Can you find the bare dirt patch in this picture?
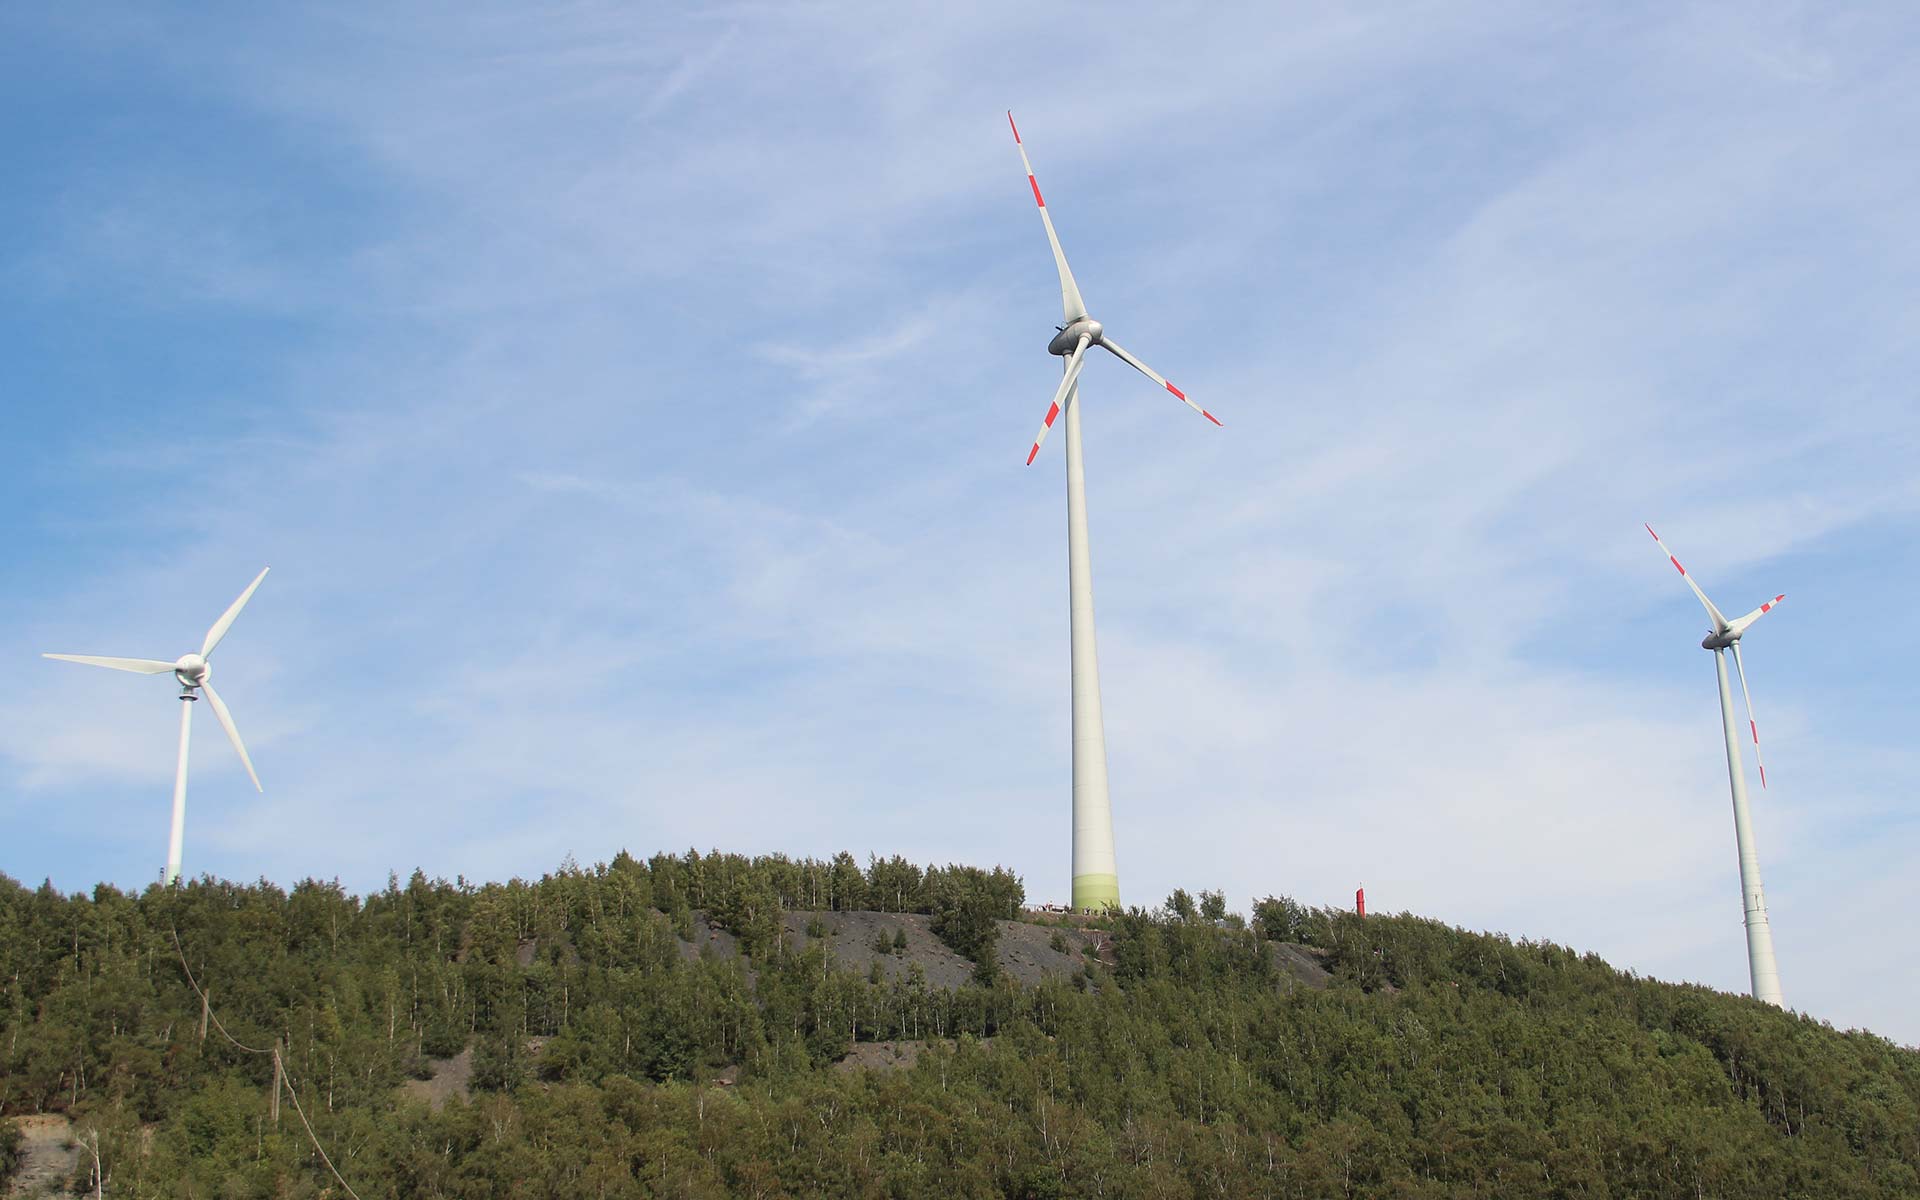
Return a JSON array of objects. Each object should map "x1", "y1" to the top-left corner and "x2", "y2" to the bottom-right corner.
[
  {"x1": 6, "y1": 1114, "x2": 78, "y2": 1198},
  {"x1": 835, "y1": 1040, "x2": 928, "y2": 1073},
  {"x1": 399, "y1": 1046, "x2": 473, "y2": 1111},
  {"x1": 835, "y1": 1037, "x2": 999, "y2": 1074}
]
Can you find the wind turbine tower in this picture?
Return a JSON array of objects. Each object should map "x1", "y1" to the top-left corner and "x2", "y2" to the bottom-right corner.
[
  {"x1": 44, "y1": 569, "x2": 270, "y2": 886},
  {"x1": 1646, "y1": 526, "x2": 1786, "y2": 1007},
  {"x1": 1008, "y1": 114, "x2": 1220, "y2": 911}
]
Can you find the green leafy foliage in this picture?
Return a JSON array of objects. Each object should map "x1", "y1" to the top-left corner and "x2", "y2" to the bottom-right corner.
[
  {"x1": 1167, "y1": 887, "x2": 1197, "y2": 920},
  {"x1": 926, "y1": 864, "x2": 1024, "y2": 979},
  {"x1": 0, "y1": 862, "x2": 1913, "y2": 1199},
  {"x1": 1198, "y1": 889, "x2": 1227, "y2": 923}
]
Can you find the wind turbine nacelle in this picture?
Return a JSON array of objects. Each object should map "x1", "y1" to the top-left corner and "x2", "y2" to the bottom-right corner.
[
  {"x1": 173, "y1": 654, "x2": 210, "y2": 688},
  {"x1": 1701, "y1": 630, "x2": 1738, "y2": 651},
  {"x1": 1048, "y1": 319, "x2": 1103, "y2": 356}
]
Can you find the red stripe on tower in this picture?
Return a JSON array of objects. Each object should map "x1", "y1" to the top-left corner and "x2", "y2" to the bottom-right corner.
[{"x1": 1356, "y1": 887, "x2": 1366, "y2": 916}]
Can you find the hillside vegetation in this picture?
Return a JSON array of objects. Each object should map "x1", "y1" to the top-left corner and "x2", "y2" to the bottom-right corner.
[{"x1": 1, "y1": 850, "x2": 1916, "y2": 1198}]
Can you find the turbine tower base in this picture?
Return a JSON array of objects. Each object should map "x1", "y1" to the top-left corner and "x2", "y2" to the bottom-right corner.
[{"x1": 1072, "y1": 873, "x2": 1119, "y2": 913}]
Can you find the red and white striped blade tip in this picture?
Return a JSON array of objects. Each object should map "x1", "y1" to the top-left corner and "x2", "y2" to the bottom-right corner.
[
  {"x1": 1025, "y1": 399, "x2": 1063, "y2": 465},
  {"x1": 1645, "y1": 525, "x2": 1687, "y2": 574},
  {"x1": 1163, "y1": 380, "x2": 1222, "y2": 425},
  {"x1": 1010, "y1": 114, "x2": 1045, "y2": 206}
]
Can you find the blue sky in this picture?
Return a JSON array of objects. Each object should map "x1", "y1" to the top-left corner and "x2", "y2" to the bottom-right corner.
[{"x1": 3, "y1": 3, "x2": 1917, "y2": 1044}]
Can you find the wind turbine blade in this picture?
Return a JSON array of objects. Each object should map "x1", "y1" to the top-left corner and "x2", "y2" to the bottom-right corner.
[
  {"x1": 201, "y1": 683, "x2": 262, "y2": 792},
  {"x1": 1008, "y1": 112, "x2": 1089, "y2": 324},
  {"x1": 1098, "y1": 337, "x2": 1221, "y2": 426},
  {"x1": 42, "y1": 654, "x2": 176, "y2": 674},
  {"x1": 1729, "y1": 594, "x2": 1786, "y2": 635},
  {"x1": 1643, "y1": 525, "x2": 1728, "y2": 631},
  {"x1": 202, "y1": 567, "x2": 270, "y2": 658},
  {"x1": 1027, "y1": 335, "x2": 1093, "y2": 465},
  {"x1": 1730, "y1": 642, "x2": 1769, "y2": 789}
]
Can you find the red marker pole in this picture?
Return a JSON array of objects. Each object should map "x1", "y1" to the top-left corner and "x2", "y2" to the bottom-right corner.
[{"x1": 1356, "y1": 886, "x2": 1366, "y2": 916}]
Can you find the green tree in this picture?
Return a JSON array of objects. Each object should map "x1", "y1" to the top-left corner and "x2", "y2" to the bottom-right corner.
[
  {"x1": 928, "y1": 867, "x2": 1005, "y2": 982},
  {"x1": 865, "y1": 855, "x2": 924, "y2": 913},
  {"x1": 822, "y1": 851, "x2": 865, "y2": 912},
  {"x1": 0, "y1": 1119, "x2": 20, "y2": 1188},
  {"x1": 1167, "y1": 888, "x2": 1197, "y2": 920},
  {"x1": 1199, "y1": 889, "x2": 1228, "y2": 923}
]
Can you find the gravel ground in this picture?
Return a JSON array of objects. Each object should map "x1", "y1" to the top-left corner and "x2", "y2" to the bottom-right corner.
[
  {"x1": 781, "y1": 911, "x2": 978, "y2": 989},
  {"x1": 677, "y1": 913, "x2": 743, "y2": 963},
  {"x1": 1267, "y1": 941, "x2": 1334, "y2": 990},
  {"x1": 778, "y1": 910, "x2": 1103, "y2": 989},
  {"x1": 992, "y1": 919, "x2": 1096, "y2": 985}
]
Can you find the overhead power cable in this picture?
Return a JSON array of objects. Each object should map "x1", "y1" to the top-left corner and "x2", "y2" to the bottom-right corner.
[
  {"x1": 169, "y1": 928, "x2": 268, "y2": 1054},
  {"x1": 170, "y1": 927, "x2": 366, "y2": 1200}
]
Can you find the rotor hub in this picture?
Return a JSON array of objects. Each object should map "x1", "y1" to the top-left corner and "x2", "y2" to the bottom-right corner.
[
  {"x1": 1047, "y1": 318, "x2": 1103, "y2": 356},
  {"x1": 174, "y1": 653, "x2": 209, "y2": 689}
]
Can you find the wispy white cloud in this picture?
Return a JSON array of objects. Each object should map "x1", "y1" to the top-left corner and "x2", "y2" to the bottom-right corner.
[
  {"x1": 638, "y1": 22, "x2": 738, "y2": 120},
  {"x1": 757, "y1": 316, "x2": 935, "y2": 380},
  {"x1": 3, "y1": 2, "x2": 1918, "y2": 1047}
]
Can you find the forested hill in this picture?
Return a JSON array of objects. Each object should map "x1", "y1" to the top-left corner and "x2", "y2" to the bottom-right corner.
[{"x1": 2, "y1": 851, "x2": 1917, "y2": 1198}]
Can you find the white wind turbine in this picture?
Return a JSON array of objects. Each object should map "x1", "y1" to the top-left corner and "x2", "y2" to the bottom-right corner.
[
  {"x1": 1009, "y1": 113, "x2": 1221, "y2": 912},
  {"x1": 1646, "y1": 526, "x2": 1786, "y2": 1007},
  {"x1": 44, "y1": 568, "x2": 270, "y2": 886}
]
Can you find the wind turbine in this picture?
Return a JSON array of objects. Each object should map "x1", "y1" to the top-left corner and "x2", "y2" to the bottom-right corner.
[
  {"x1": 44, "y1": 568, "x2": 269, "y2": 886},
  {"x1": 1646, "y1": 526, "x2": 1786, "y2": 1007},
  {"x1": 1009, "y1": 113, "x2": 1220, "y2": 912}
]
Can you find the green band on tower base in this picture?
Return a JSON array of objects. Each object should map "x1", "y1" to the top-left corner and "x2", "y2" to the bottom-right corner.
[{"x1": 1071, "y1": 873, "x2": 1120, "y2": 913}]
